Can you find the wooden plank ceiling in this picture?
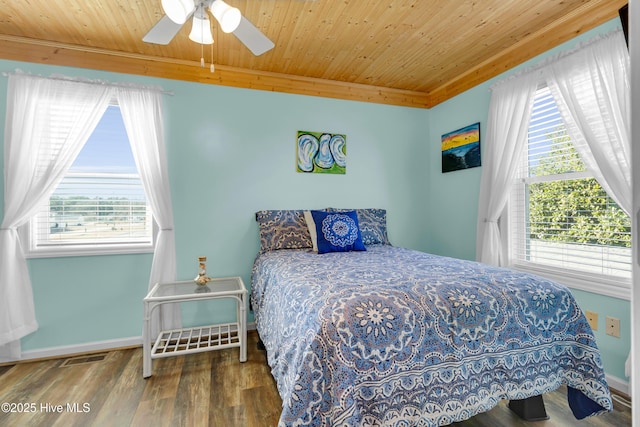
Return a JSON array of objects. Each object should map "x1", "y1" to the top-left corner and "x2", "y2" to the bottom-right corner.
[{"x1": 0, "y1": 0, "x2": 627, "y2": 108}]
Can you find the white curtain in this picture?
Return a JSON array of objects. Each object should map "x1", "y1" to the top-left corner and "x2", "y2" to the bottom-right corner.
[
  {"x1": 478, "y1": 30, "x2": 632, "y2": 379},
  {"x1": 0, "y1": 74, "x2": 111, "y2": 360},
  {"x1": 545, "y1": 30, "x2": 631, "y2": 215},
  {"x1": 545, "y1": 30, "x2": 631, "y2": 380},
  {"x1": 475, "y1": 71, "x2": 539, "y2": 265},
  {"x1": 478, "y1": 29, "x2": 631, "y2": 266},
  {"x1": 117, "y1": 87, "x2": 180, "y2": 336},
  {"x1": 1, "y1": 74, "x2": 178, "y2": 360}
]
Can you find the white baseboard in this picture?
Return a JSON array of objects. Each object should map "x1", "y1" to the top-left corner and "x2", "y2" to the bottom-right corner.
[
  {"x1": 9, "y1": 322, "x2": 258, "y2": 364},
  {"x1": 606, "y1": 373, "x2": 630, "y2": 396},
  {"x1": 15, "y1": 336, "x2": 143, "y2": 363}
]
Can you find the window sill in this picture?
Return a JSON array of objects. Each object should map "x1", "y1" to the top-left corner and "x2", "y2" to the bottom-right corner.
[
  {"x1": 25, "y1": 243, "x2": 154, "y2": 259},
  {"x1": 510, "y1": 262, "x2": 631, "y2": 301}
]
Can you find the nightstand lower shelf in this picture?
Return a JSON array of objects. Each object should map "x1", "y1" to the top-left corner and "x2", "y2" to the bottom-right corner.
[{"x1": 151, "y1": 322, "x2": 241, "y2": 358}]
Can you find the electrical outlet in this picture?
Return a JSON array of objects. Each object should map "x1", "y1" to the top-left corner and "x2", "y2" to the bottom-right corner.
[
  {"x1": 605, "y1": 316, "x2": 620, "y2": 338},
  {"x1": 585, "y1": 310, "x2": 598, "y2": 331}
]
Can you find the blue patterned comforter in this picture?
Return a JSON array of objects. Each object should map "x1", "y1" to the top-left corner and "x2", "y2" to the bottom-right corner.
[{"x1": 251, "y1": 246, "x2": 612, "y2": 426}]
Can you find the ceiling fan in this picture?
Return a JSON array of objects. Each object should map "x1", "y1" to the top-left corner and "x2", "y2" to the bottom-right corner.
[{"x1": 143, "y1": 0, "x2": 275, "y2": 56}]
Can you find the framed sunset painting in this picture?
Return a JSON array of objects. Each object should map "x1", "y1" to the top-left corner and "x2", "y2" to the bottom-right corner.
[{"x1": 441, "y1": 122, "x2": 481, "y2": 173}]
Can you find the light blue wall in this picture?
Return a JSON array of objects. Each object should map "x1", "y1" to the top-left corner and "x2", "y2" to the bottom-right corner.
[
  {"x1": 0, "y1": 18, "x2": 630, "y2": 383},
  {"x1": 0, "y1": 59, "x2": 428, "y2": 350},
  {"x1": 424, "y1": 84, "x2": 487, "y2": 261},
  {"x1": 425, "y1": 18, "x2": 630, "y2": 382}
]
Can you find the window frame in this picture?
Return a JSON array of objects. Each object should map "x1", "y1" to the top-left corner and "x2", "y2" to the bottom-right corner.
[
  {"x1": 506, "y1": 86, "x2": 631, "y2": 300},
  {"x1": 20, "y1": 103, "x2": 156, "y2": 259},
  {"x1": 20, "y1": 221, "x2": 157, "y2": 258}
]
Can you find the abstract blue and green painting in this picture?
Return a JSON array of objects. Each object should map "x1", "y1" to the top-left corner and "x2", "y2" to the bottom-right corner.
[{"x1": 297, "y1": 130, "x2": 346, "y2": 174}]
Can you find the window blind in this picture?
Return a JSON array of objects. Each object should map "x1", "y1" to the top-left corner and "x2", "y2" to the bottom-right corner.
[{"x1": 35, "y1": 173, "x2": 152, "y2": 247}]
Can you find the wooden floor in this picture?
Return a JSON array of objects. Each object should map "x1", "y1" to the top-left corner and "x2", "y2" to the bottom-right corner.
[{"x1": 0, "y1": 331, "x2": 631, "y2": 427}]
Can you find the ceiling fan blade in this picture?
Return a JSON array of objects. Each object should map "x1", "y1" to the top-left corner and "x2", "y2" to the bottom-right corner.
[
  {"x1": 232, "y1": 16, "x2": 274, "y2": 56},
  {"x1": 143, "y1": 15, "x2": 184, "y2": 45}
]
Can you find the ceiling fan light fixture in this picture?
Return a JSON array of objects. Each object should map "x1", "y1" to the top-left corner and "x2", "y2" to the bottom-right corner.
[
  {"x1": 210, "y1": 0, "x2": 241, "y2": 33},
  {"x1": 189, "y1": 15, "x2": 214, "y2": 44},
  {"x1": 161, "y1": 0, "x2": 195, "y2": 24}
]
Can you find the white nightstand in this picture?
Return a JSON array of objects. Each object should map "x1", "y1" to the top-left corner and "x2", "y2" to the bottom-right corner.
[{"x1": 142, "y1": 276, "x2": 247, "y2": 378}]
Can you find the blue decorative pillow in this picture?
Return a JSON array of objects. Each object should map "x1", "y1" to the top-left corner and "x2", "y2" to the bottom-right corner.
[
  {"x1": 255, "y1": 210, "x2": 313, "y2": 253},
  {"x1": 326, "y1": 208, "x2": 391, "y2": 245},
  {"x1": 310, "y1": 210, "x2": 366, "y2": 254}
]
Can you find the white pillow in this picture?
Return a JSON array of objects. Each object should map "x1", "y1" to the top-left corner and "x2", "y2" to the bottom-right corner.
[{"x1": 303, "y1": 210, "x2": 318, "y2": 253}]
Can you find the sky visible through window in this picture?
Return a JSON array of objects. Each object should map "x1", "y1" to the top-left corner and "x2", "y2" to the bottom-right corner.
[
  {"x1": 55, "y1": 105, "x2": 146, "y2": 200},
  {"x1": 70, "y1": 105, "x2": 137, "y2": 174}
]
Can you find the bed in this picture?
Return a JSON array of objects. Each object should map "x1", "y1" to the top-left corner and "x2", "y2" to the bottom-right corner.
[{"x1": 250, "y1": 209, "x2": 613, "y2": 426}]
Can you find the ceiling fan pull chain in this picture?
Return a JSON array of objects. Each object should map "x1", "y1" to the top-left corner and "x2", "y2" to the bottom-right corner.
[
  {"x1": 200, "y1": 9, "x2": 205, "y2": 68},
  {"x1": 210, "y1": 41, "x2": 215, "y2": 73}
]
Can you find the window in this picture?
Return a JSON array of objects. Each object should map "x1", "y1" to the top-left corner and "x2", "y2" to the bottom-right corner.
[
  {"x1": 24, "y1": 104, "x2": 154, "y2": 257},
  {"x1": 508, "y1": 86, "x2": 631, "y2": 292}
]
